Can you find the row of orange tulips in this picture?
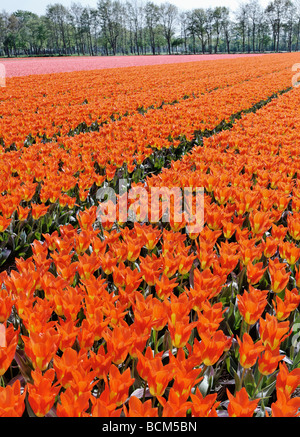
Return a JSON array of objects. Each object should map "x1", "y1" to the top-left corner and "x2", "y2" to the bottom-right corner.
[{"x1": 0, "y1": 53, "x2": 298, "y2": 150}]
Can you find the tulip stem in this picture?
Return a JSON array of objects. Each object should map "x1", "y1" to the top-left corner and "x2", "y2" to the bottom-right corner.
[
  {"x1": 240, "y1": 367, "x2": 247, "y2": 388},
  {"x1": 199, "y1": 364, "x2": 208, "y2": 378},
  {"x1": 252, "y1": 373, "x2": 264, "y2": 398},
  {"x1": 0, "y1": 376, "x2": 5, "y2": 387}
]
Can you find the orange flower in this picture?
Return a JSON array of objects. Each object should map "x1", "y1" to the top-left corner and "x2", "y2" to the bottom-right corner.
[
  {"x1": 31, "y1": 203, "x2": 50, "y2": 220},
  {"x1": 126, "y1": 236, "x2": 143, "y2": 262},
  {"x1": 124, "y1": 396, "x2": 158, "y2": 417},
  {"x1": 0, "y1": 216, "x2": 11, "y2": 232},
  {"x1": 271, "y1": 390, "x2": 300, "y2": 417},
  {"x1": 0, "y1": 380, "x2": 26, "y2": 417},
  {"x1": 157, "y1": 387, "x2": 192, "y2": 417},
  {"x1": 192, "y1": 330, "x2": 232, "y2": 367},
  {"x1": 259, "y1": 313, "x2": 290, "y2": 351},
  {"x1": 273, "y1": 288, "x2": 300, "y2": 321},
  {"x1": 103, "y1": 325, "x2": 133, "y2": 365},
  {"x1": 77, "y1": 319, "x2": 96, "y2": 351},
  {"x1": 27, "y1": 368, "x2": 60, "y2": 417},
  {"x1": 90, "y1": 396, "x2": 121, "y2": 417},
  {"x1": 169, "y1": 348, "x2": 203, "y2": 399},
  {"x1": 168, "y1": 317, "x2": 196, "y2": 349},
  {"x1": 262, "y1": 236, "x2": 278, "y2": 258},
  {"x1": 139, "y1": 224, "x2": 162, "y2": 251},
  {"x1": 139, "y1": 253, "x2": 162, "y2": 286},
  {"x1": 257, "y1": 346, "x2": 283, "y2": 376},
  {"x1": 249, "y1": 210, "x2": 272, "y2": 238},
  {"x1": 55, "y1": 318, "x2": 79, "y2": 352},
  {"x1": 295, "y1": 265, "x2": 300, "y2": 288},
  {"x1": 155, "y1": 274, "x2": 178, "y2": 300},
  {"x1": 239, "y1": 238, "x2": 262, "y2": 266},
  {"x1": 56, "y1": 386, "x2": 90, "y2": 417},
  {"x1": 268, "y1": 258, "x2": 290, "y2": 294},
  {"x1": 275, "y1": 362, "x2": 300, "y2": 399},
  {"x1": 136, "y1": 348, "x2": 173, "y2": 397},
  {"x1": 226, "y1": 387, "x2": 259, "y2": 417},
  {"x1": 287, "y1": 213, "x2": 300, "y2": 240},
  {"x1": 222, "y1": 220, "x2": 239, "y2": 239},
  {"x1": 53, "y1": 347, "x2": 89, "y2": 389},
  {"x1": 279, "y1": 241, "x2": 300, "y2": 266},
  {"x1": 237, "y1": 333, "x2": 264, "y2": 369},
  {"x1": 190, "y1": 388, "x2": 220, "y2": 417},
  {"x1": 237, "y1": 286, "x2": 268, "y2": 325},
  {"x1": 271, "y1": 224, "x2": 287, "y2": 241},
  {"x1": 77, "y1": 206, "x2": 97, "y2": 230},
  {"x1": 106, "y1": 364, "x2": 135, "y2": 407},
  {"x1": 196, "y1": 300, "x2": 226, "y2": 336},
  {"x1": 89, "y1": 345, "x2": 111, "y2": 381},
  {"x1": 0, "y1": 324, "x2": 19, "y2": 376},
  {"x1": 246, "y1": 261, "x2": 267, "y2": 285},
  {"x1": 99, "y1": 252, "x2": 118, "y2": 275},
  {"x1": 22, "y1": 327, "x2": 60, "y2": 371},
  {"x1": 17, "y1": 205, "x2": 30, "y2": 221},
  {"x1": 53, "y1": 285, "x2": 83, "y2": 321},
  {"x1": 0, "y1": 290, "x2": 13, "y2": 324},
  {"x1": 77, "y1": 252, "x2": 101, "y2": 280}
]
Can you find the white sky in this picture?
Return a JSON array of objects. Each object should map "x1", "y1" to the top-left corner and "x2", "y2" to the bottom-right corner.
[{"x1": 1, "y1": 0, "x2": 271, "y2": 16}]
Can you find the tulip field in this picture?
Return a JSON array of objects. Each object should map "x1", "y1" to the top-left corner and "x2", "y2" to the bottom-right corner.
[{"x1": 1, "y1": 53, "x2": 300, "y2": 417}]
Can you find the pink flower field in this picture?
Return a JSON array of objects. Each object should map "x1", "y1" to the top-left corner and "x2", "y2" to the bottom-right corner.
[{"x1": 1, "y1": 53, "x2": 265, "y2": 77}]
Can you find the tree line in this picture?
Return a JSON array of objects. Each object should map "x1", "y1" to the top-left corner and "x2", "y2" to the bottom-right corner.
[{"x1": 0, "y1": 0, "x2": 299, "y2": 57}]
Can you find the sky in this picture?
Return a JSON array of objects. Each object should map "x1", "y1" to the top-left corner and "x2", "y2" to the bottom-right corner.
[{"x1": 1, "y1": 0, "x2": 271, "y2": 16}]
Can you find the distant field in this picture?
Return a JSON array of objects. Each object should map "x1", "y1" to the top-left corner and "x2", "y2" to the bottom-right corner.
[{"x1": 1, "y1": 53, "x2": 265, "y2": 77}]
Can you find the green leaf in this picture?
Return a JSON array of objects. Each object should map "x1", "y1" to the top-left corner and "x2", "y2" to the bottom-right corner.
[
  {"x1": 244, "y1": 370, "x2": 256, "y2": 397},
  {"x1": 256, "y1": 378, "x2": 277, "y2": 401}
]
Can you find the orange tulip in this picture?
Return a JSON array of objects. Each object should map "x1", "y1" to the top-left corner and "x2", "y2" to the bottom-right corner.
[
  {"x1": 22, "y1": 327, "x2": 60, "y2": 371},
  {"x1": 268, "y1": 258, "x2": 290, "y2": 294},
  {"x1": 192, "y1": 330, "x2": 232, "y2": 367},
  {"x1": 226, "y1": 387, "x2": 259, "y2": 417},
  {"x1": 0, "y1": 290, "x2": 13, "y2": 324},
  {"x1": 27, "y1": 368, "x2": 60, "y2": 417},
  {"x1": 271, "y1": 390, "x2": 300, "y2": 417},
  {"x1": 106, "y1": 364, "x2": 135, "y2": 407},
  {"x1": 124, "y1": 396, "x2": 158, "y2": 417},
  {"x1": 259, "y1": 313, "x2": 290, "y2": 351},
  {"x1": 246, "y1": 261, "x2": 267, "y2": 285},
  {"x1": 0, "y1": 216, "x2": 11, "y2": 232},
  {"x1": 190, "y1": 388, "x2": 220, "y2": 417},
  {"x1": 0, "y1": 325, "x2": 19, "y2": 376},
  {"x1": 275, "y1": 362, "x2": 300, "y2": 399},
  {"x1": 237, "y1": 333, "x2": 264, "y2": 369},
  {"x1": 0, "y1": 380, "x2": 26, "y2": 417},
  {"x1": 273, "y1": 288, "x2": 300, "y2": 321},
  {"x1": 237, "y1": 286, "x2": 268, "y2": 325},
  {"x1": 257, "y1": 346, "x2": 283, "y2": 376},
  {"x1": 56, "y1": 386, "x2": 90, "y2": 417}
]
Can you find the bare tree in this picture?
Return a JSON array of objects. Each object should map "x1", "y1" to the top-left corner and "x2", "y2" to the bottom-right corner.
[
  {"x1": 247, "y1": 0, "x2": 261, "y2": 52},
  {"x1": 221, "y1": 7, "x2": 231, "y2": 53},
  {"x1": 213, "y1": 6, "x2": 225, "y2": 53},
  {"x1": 235, "y1": 3, "x2": 248, "y2": 52},
  {"x1": 97, "y1": 0, "x2": 123, "y2": 55},
  {"x1": 145, "y1": 2, "x2": 160, "y2": 55},
  {"x1": 159, "y1": 2, "x2": 178, "y2": 54},
  {"x1": 192, "y1": 8, "x2": 208, "y2": 54},
  {"x1": 265, "y1": 0, "x2": 293, "y2": 51}
]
